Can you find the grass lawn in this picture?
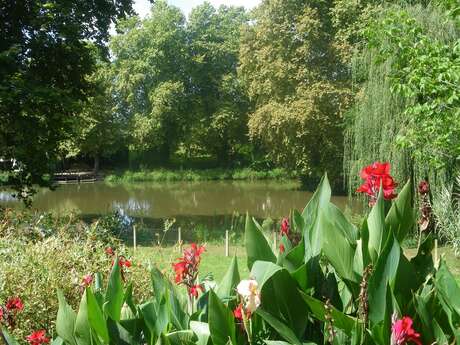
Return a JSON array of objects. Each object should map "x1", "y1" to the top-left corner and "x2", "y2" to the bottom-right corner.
[
  {"x1": 129, "y1": 244, "x2": 249, "y2": 282},
  {"x1": 128, "y1": 243, "x2": 460, "y2": 284}
]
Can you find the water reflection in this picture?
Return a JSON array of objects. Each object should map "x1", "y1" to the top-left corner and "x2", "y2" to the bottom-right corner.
[{"x1": 0, "y1": 180, "x2": 358, "y2": 219}]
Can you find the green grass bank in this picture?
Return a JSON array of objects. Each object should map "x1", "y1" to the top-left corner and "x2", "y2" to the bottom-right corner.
[{"x1": 105, "y1": 167, "x2": 296, "y2": 183}]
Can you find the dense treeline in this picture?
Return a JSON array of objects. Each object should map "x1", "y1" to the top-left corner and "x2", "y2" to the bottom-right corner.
[{"x1": 1, "y1": 0, "x2": 459, "y2": 198}]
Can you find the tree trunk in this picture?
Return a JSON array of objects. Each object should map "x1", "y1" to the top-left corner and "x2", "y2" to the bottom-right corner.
[{"x1": 93, "y1": 154, "x2": 100, "y2": 175}]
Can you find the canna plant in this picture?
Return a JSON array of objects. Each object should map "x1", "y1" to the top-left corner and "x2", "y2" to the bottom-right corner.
[{"x1": 3, "y1": 163, "x2": 460, "y2": 345}]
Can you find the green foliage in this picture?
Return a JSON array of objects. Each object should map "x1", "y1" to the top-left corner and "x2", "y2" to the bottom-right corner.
[
  {"x1": 105, "y1": 168, "x2": 296, "y2": 183},
  {"x1": 3, "y1": 174, "x2": 460, "y2": 345},
  {"x1": 109, "y1": 1, "x2": 189, "y2": 161},
  {"x1": 344, "y1": 2, "x2": 460, "y2": 195},
  {"x1": 0, "y1": 0, "x2": 136, "y2": 200},
  {"x1": 239, "y1": 0, "x2": 353, "y2": 187},
  {"x1": 187, "y1": 4, "x2": 250, "y2": 162}
]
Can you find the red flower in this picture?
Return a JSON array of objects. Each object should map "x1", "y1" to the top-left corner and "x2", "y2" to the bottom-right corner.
[
  {"x1": 280, "y1": 218, "x2": 290, "y2": 236},
  {"x1": 0, "y1": 306, "x2": 3, "y2": 321},
  {"x1": 6, "y1": 297, "x2": 24, "y2": 312},
  {"x1": 234, "y1": 303, "x2": 243, "y2": 320},
  {"x1": 113, "y1": 256, "x2": 132, "y2": 268},
  {"x1": 189, "y1": 284, "x2": 204, "y2": 298},
  {"x1": 26, "y1": 330, "x2": 50, "y2": 345},
  {"x1": 173, "y1": 243, "x2": 205, "y2": 298},
  {"x1": 279, "y1": 243, "x2": 285, "y2": 254},
  {"x1": 81, "y1": 274, "x2": 93, "y2": 287},
  {"x1": 391, "y1": 316, "x2": 422, "y2": 345},
  {"x1": 105, "y1": 247, "x2": 114, "y2": 256},
  {"x1": 418, "y1": 180, "x2": 429, "y2": 195},
  {"x1": 357, "y1": 162, "x2": 398, "y2": 205},
  {"x1": 233, "y1": 303, "x2": 251, "y2": 321}
]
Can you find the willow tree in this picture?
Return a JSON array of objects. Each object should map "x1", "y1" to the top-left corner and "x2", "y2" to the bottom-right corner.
[
  {"x1": 343, "y1": 3, "x2": 460, "y2": 194},
  {"x1": 239, "y1": 0, "x2": 352, "y2": 188}
]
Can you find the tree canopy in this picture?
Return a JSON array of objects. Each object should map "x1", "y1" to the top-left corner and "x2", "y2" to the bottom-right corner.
[{"x1": 0, "y1": 0, "x2": 138, "y2": 199}]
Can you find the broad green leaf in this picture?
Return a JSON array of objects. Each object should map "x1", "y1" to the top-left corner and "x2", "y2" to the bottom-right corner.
[
  {"x1": 435, "y1": 260, "x2": 460, "y2": 317},
  {"x1": 155, "y1": 297, "x2": 169, "y2": 336},
  {"x1": 367, "y1": 190, "x2": 386, "y2": 263},
  {"x1": 252, "y1": 262, "x2": 309, "y2": 338},
  {"x1": 86, "y1": 288, "x2": 110, "y2": 344},
  {"x1": 124, "y1": 283, "x2": 137, "y2": 315},
  {"x1": 432, "y1": 319, "x2": 449, "y2": 345},
  {"x1": 326, "y1": 203, "x2": 358, "y2": 243},
  {"x1": 367, "y1": 233, "x2": 400, "y2": 325},
  {"x1": 104, "y1": 258, "x2": 124, "y2": 321},
  {"x1": 410, "y1": 234, "x2": 435, "y2": 282},
  {"x1": 283, "y1": 239, "x2": 305, "y2": 272},
  {"x1": 256, "y1": 309, "x2": 301, "y2": 345},
  {"x1": 140, "y1": 301, "x2": 158, "y2": 342},
  {"x1": 414, "y1": 293, "x2": 434, "y2": 343},
  {"x1": 245, "y1": 215, "x2": 276, "y2": 269},
  {"x1": 385, "y1": 180, "x2": 414, "y2": 242},
  {"x1": 300, "y1": 292, "x2": 357, "y2": 336},
  {"x1": 166, "y1": 284, "x2": 188, "y2": 330},
  {"x1": 302, "y1": 174, "x2": 331, "y2": 258},
  {"x1": 208, "y1": 289, "x2": 236, "y2": 345},
  {"x1": 190, "y1": 321, "x2": 210, "y2": 345},
  {"x1": 321, "y1": 204, "x2": 360, "y2": 286},
  {"x1": 74, "y1": 290, "x2": 91, "y2": 345},
  {"x1": 151, "y1": 266, "x2": 167, "y2": 304},
  {"x1": 217, "y1": 255, "x2": 240, "y2": 300},
  {"x1": 291, "y1": 263, "x2": 308, "y2": 291},
  {"x1": 1, "y1": 329, "x2": 20, "y2": 345},
  {"x1": 56, "y1": 290, "x2": 78, "y2": 345},
  {"x1": 165, "y1": 330, "x2": 196, "y2": 345},
  {"x1": 51, "y1": 338, "x2": 65, "y2": 345},
  {"x1": 107, "y1": 318, "x2": 136, "y2": 345},
  {"x1": 251, "y1": 261, "x2": 283, "y2": 287}
]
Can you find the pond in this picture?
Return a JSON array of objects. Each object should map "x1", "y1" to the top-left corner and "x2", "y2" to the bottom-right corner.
[{"x1": 0, "y1": 180, "x2": 359, "y2": 243}]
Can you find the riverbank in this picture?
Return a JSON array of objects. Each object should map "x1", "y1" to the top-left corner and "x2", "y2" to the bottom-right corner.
[{"x1": 105, "y1": 167, "x2": 297, "y2": 183}]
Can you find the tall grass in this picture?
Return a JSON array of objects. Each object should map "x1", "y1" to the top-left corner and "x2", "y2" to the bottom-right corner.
[
  {"x1": 433, "y1": 177, "x2": 460, "y2": 256},
  {"x1": 105, "y1": 167, "x2": 296, "y2": 183}
]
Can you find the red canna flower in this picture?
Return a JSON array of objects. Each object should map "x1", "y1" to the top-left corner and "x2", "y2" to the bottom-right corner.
[
  {"x1": 233, "y1": 303, "x2": 252, "y2": 321},
  {"x1": 391, "y1": 316, "x2": 422, "y2": 345},
  {"x1": 357, "y1": 162, "x2": 398, "y2": 205},
  {"x1": 418, "y1": 180, "x2": 429, "y2": 195},
  {"x1": 234, "y1": 303, "x2": 243, "y2": 320},
  {"x1": 6, "y1": 297, "x2": 24, "y2": 312},
  {"x1": 279, "y1": 243, "x2": 285, "y2": 253},
  {"x1": 105, "y1": 247, "x2": 114, "y2": 256},
  {"x1": 0, "y1": 306, "x2": 3, "y2": 321},
  {"x1": 280, "y1": 218, "x2": 290, "y2": 236},
  {"x1": 173, "y1": 243, "x2": 205, "y2": 299},
  {"x1": 26, "y1": 330, "x2": 50, "y2": 345},
  {"x1": 81, "y1": 274, "x2": 93, "y2": 287},
  {"x1": 189, "y1": 284, "x2": 204, "y2": 298}
]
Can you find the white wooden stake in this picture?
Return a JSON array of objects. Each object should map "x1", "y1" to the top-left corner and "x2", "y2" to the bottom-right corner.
[
  {"x1": 225, "y1": 230, "x2": 229, "y2": 257},
  {"x1": 273, "y1": 231, "x2": 277, "y2": 251},
  {"x1": 133, "y1": 225, "x2": 137, "y2": 251},
  {"x1": 178, "y1": 227, "x2": 182, "y2": 253}
]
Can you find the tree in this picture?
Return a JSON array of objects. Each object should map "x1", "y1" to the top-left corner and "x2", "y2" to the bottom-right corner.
[
  {"x1": 75, "y1": 61, "x2": 126, "y2": 173},
  {"x1": 343, "y1": 2, "x2": 459, "y2": 194},
  {"x1": 239, "y1": 0, "x2": 352, "y2": 187},
  {"x1": 110, "y1": 1, "x2": 189, "y2": 165},
  {"x1": 0, "y1": 0, "x2": 137, "y2": 200},
  {"x1": 186, "y1": 3, "x2": 250, "y2": 163}
]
